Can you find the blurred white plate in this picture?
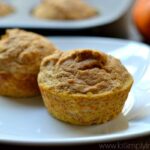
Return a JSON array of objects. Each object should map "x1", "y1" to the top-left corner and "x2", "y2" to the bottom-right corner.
[
  {"x1": 0, "y1": 37, "x2": 150, "y2": 145},
  {"x1": 0, "y1": 0, "x2": 133, "y2": 29}
]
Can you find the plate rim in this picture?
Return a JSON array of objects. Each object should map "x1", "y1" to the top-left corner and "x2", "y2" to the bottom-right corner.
[
  {"x1": 49, "y1": 36, "x2": 150, "y2": 48},
  {"x1": 0, "y1": 130, "x2": 150, "y2": 146}
]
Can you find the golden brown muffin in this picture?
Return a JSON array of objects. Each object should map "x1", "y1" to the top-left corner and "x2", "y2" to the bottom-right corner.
[
  {"x1": 38, "y1": 49, "x2": 133, "y2": 125},
  {"x1": 33, "y1": 0, "x2": 97, "y2": 20},
  {"x1": 0, "y1": 2, "x2": 14, "y2": 17},
  {"x1": 0, "y1": 29, "x2": 57, "y2": 97}
]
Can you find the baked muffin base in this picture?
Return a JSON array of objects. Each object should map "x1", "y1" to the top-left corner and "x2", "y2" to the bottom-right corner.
[
  {"x1": 0, "y1": 72, "x2": 40, "y2": 97},
  {"x1": 39, "y1": 77, "x2": 133, "y2": 125}
]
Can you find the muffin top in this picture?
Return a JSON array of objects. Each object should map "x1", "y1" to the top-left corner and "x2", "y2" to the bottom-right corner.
[
  {"x1": 0, "y1": 2, "x2": 14, "y2": 16},
  {"x1": 0, "y1": 29, "x2": 57, "y2": 74},
  {"x1": 33, "y1": 0, "x2": 97, "y2": 20},
  {"x1": 38, "y1": 49, "x2": 132, "y2": 94}
]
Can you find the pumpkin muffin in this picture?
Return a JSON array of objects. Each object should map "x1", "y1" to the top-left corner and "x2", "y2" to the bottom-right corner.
[
  {"x1": 38, "y1": 49, "x2": 133, "y2": 125},
  {"x1": 33, "y1": 0, "x2": 97, "y2": 20},
  {"x1": 0, "y1": 2, "x2": 14, "y2": 17},
  {"x1": 0, "y1": 29, "x2": 57, "y2": 97}
]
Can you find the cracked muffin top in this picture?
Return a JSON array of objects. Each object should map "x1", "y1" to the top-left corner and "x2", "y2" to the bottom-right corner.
[
  {"x1": 33, "y1": 0, "x2": 98, "y2": 20},
  {"x1": 38, "y1": 49, "x2": 132, "y2": 94},
  {"x1": 0, "y1": 29, "x2": 57, "y2": 74},
  {"x1": 0, "y1": 2, "x2": 14, "y2": 16}
]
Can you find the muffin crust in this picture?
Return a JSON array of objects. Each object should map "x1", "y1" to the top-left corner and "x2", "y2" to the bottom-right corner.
[
  {"x1": 0, "y1": 29, "x2": 57, "y2": 97},
  {"x1": 39, "y1": 50, "x2": 131, "y2": 94}
]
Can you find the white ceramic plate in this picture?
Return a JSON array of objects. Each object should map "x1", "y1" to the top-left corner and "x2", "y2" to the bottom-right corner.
[
  {"x1": 0, "y1": 37, "x2": 150, "y2": 145},
  {"x1": 0, "y1": 0, "x2": 133, "y2": 29}
]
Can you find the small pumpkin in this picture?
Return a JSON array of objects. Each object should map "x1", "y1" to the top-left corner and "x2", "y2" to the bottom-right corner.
[{"x1": 132, "y1": 0, "x2": 150, "y2": 41}]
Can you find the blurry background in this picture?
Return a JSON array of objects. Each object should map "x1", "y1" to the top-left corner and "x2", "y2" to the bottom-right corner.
[{"x1": 0, "y1": 0, "x2": 147, "y2": 43}]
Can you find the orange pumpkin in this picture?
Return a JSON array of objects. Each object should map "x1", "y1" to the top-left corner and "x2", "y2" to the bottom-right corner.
[{"x1": 132, "y1": 0, "x2": 150, "y2": 41}]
